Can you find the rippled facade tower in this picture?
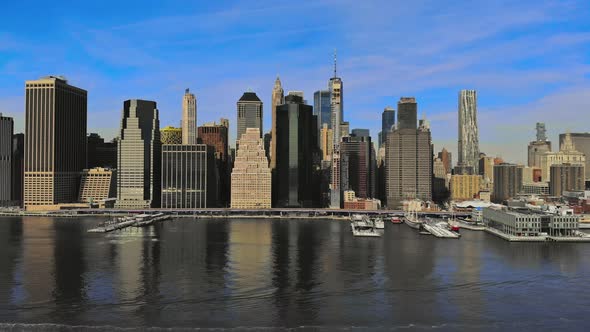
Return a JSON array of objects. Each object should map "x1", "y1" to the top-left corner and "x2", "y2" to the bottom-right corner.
[
  {"x1": 458, "y1": 90, "x2": 479, "y2": 174},
  {"x1": 182, "y1": 89, "x2": 197, "y2": 145}
]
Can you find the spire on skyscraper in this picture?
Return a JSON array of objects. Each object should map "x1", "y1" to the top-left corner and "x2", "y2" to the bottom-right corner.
[{"x1": 333, "y1": 49, "x2": 337, "y2": 78}]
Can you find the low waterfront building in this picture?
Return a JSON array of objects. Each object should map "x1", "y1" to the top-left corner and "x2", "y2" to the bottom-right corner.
[
  {"x1": 483, "y1": 206, "x2": 579, "y2": 237},
  {"x1": 78, "y1": 167, "x2": 116, "y2": 205},
  {"x1": 343, "y1": 190, "x2": 381, "y2": 210},
  {"x1": 231, "y1": 128, "x2": 271, "y2": 209}
]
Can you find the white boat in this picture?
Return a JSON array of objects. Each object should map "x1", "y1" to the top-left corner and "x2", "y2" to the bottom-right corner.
[
  {"x1": 350, "y1": 215, "x2": 382, "y2": 237},
  {"x1": 404, "y1": 208, "x2": 423, "y2": 230},
  {"x1": 373, "y1": 217, "x2": 384, "y2": 229},
  {"x1": 351, "y1": 223, "x2": 382, "y2": 237}
]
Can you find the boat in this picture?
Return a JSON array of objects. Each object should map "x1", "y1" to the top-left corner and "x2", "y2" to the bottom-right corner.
[
  {"x1": 373, "y1": 217, "x2": 385, "y2": 229},
  {"x1": 390, "y1": 216, "x2": 403, "y2": 224},
  {"x1": 350, "y1": 222, "x2": 382, "y2": 237},
  {"x1": 404, "y1": 209, "x2": 423, "y2": 230},
  {"x1": 350, "y1": 215, "x2": 382, "y2": 237}
]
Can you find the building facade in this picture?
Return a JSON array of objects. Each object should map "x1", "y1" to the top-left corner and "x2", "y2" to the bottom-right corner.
[
  {"x1": 116, "y1": 100, "x2": 161, "y2": 209},
  {"x1": 160, "y1": 126, "x2": 183, "y2": 145},
  {"x1": 271, "y1": 77, "x2": 284, "y2": 170},
  {"x1": 11, "y1": 133, "x2": 24, "y2": 206},
  {"x1": 380, "y1": 106, "x2": 395, "y2": 147},
  {"x1": 479, "y1": 155, "x2": 495, "y2": 184},
  {"x1": 340, "y1": 135, "x2": 375, "y2": 199},
  {"x1": 198, "y1": 120, "x2": 230, "y2": 206},
  {"x1": 385, "y1": 109, "x2": 433, "y2": 209},
  {"x1": 559, "y1": 133, "x2": 590, "y2": 180},
  {"x1": 274, "y1": 94, "x2": 315, "y2": 207},
  {"x1": 24, "y1": 76, "x2": 87, "y2": 208},
  {"x1": 182, "y1": 88, "x2": 197, "y2": 145},
  {"x1": 458, "y1": 90, "x2": 479, "y2": 174},
  {"x1": 451, "y1": 175, "x2": 481, "y2": 201},
  {"x1": 78, "y1": 167, "x2": 116, "y2": 204},
  {"x1": 87, "y1": 133, "x2": 117, "y2": 168},
  {"x1": 0, "y1": 114, "x2": 13, "y2": 206},
  {"x1": 237, "y1": 92, "x2": 263, "y2": 142},
  {"x1": 438, "y1": 148, "x2": 452, "y2": 175},
  {"x1": 161, "y1": 144, "x2": 210, "y2": 209},
  {"x1": 493, "y1": 163, "x2": 523, "y2": 203},
  {"x1": 483, "y1": 206, "x2": 579, "y2": 237},
  {"x1": 397, "y1": 97, "x2": 417, "y2": 130},
  {"x1": 550, "y1": 163, "x2": 585, "y2": 197},
  {"x1": 319, "y1": 124, "x2": 334, "y2": 162},
  {"x1": 231, "y1": 128, "x2": 271, "y2": 209},
  {"x1": 314, "y1": 90, "x2": 331, "y2": 131},
  {"x1": 539, "y1": 133, "x2": 585, "y2": 182}
]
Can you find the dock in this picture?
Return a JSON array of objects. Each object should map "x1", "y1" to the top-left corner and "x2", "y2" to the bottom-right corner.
[
  {"x1": 87, "y1": 213, "x2": 171, "y2": 233},
  {"x1": 422, "y1": 223, "x2": 460, "y2": 238}
]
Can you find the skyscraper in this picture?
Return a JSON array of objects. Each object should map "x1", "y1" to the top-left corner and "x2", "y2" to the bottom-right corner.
[
  {"x1": 458, "y1": 90, "x2": 479, "y2": 174},
  {"x1": 380, "y1": 106, "x2": 395, "y2": 146},
  {"x1": 161, "y1": 144, "x2": 210, "y2": 208},
  {"x1": 270, "y1": 77, "x2": 284, "y2": 170},
  {"x1": 493, "y1": 163, "x2": 523, "y2": 203},
  {"x1": 198, "y1": 119, "x2": 230, "y2": 206},
  {"x1": 274, "y1": 94, "x2": 315, "y2": 207},
  {"x1": 12, "y1": 133, "x2": 24, "y2": 206},
  {"x1": 237, "y1": 91, "x2": 263, "y2": 142},
  {"x1": 314, "y1": 90, "x2": 331, "y2": 131},
  {"x1": 528, "y1": 122, "x2": 551, "y2": 168},
  {"x1": 116, "y1": 100, "x2": 161, "y2": 208},
  {"x1": 78, "y1": 167, "x2": 116, "y2": 204},
  {"x1": 438, "y1": 148, "x2": 452, "y2": 174},
  {"x1": 549, "y1": 163, "x2": 585, "y2": 197},
  {"x1": 340, "y1": 135, "x2": 375, "y2": 199},
  {"x1": 539, "y1": 133, "x2": 585, "y2": 182},
  {"x1": 231, "y1": 128, "x2": 271, "y2": 209},
  {"x1": 351, "y1": 128, "x2": 370, "y2": 138},
  {"x1": 385, "y1": 102, "x2": 433, "y2": 209},
  {"x1": 24, "y1": 76, "x2": 87, "y2": 208},
  {"x1": 559, "y1": 133, "x2": 590, "y2": 180},
  {"x1": 319, "y1": 124, "x2": 334, "y2": 162},
  {"x1": 397, "y1": 97, "x2": 417, "y2": 130},
  {"x1": 330, "y1": 55, "x2": 343, "y2": 146},
  {"x1": 87, "y1": 133, "x2": 117, "y2": 168},
  {"x1": 182, "y1": 88, "x2": 197, "y2": 145},
  {"x1": 0, "y1": 114, "x2": 13, "y2": 206}
]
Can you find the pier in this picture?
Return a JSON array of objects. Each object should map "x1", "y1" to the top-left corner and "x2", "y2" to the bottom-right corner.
[
  {"x1": 422, "y1": 223, "x2": 460, "y2": 238},
  {"x1": 87, "y1": 213, "x2": 171, "y2": 233}
]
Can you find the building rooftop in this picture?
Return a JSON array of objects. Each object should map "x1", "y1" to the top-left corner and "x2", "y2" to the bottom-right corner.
[{"x1": 239, "y1": 92, "x2": 261, "y2": 102}]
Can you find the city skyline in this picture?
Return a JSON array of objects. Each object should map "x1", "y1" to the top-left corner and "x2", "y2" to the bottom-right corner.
[{"x1": 1, "y1": 1, "x2": 589, "y2": 164}]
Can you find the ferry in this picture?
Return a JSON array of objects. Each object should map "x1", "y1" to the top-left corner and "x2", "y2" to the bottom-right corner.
[{"x1": 350, "y1": 222, "x2": 382, "y2": 237}]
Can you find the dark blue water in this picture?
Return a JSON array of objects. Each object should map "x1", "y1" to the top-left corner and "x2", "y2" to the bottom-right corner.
[{"x1": 0, "y1": 216, "x2": 589, "y2": 331}]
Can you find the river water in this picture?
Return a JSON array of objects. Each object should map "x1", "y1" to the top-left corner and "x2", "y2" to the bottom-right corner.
[{"x1": 0, "y1": 216, "x2": 589, "y2": 331}]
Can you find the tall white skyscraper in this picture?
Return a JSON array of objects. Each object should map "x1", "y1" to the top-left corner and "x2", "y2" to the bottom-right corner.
[
  {"x1": 329, "y1": 52, "x2": 344, "y2": 208},
  {"x1": 458, "y1": 90, "x2": 479, "y2": 174},
  {"x1": 182, "y1": 88, "x2": 197, "y2": 145}
]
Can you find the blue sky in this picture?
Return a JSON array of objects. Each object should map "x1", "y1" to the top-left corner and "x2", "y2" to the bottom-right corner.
[{"x1": 1, "y1": 0, "x2": 589, "y2": 163}]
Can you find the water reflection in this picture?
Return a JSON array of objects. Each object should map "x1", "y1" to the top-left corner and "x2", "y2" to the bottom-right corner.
[{"x1": 0, "y1": 217, "x2": 588, "y2": 330}]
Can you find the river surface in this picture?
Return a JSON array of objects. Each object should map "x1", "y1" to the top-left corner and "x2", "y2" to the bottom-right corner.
[{"x1": 0, "y1": 216, "x2": 589, "y2": 331}]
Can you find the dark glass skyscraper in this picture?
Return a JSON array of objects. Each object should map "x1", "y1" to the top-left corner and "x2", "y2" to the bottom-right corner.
[
  {"x1": 161, "y1": 144, "x2": 211, "y2": 208},
  {"x1": 274, "y1": 94, "x2": 315, "y2": 207},
  {"x1": 397, "y1": 97, "x2": 417, "y2": 130},
  {"x1": 380, "y1": 106, "x2": 395, "y2": 146},
  {"x1": 340, "y1": 135, "x2": 375, "y2": 199},
  {"x1": 237, "y1": 92, "x2": 263, "y2": 142},
  {"x1": 87, "y1": 133, "x2": 117, "y2": 168},
  {"x1": 11, "y1": 133, "x2": 24, "y2": 206},
  {"x1": 314, "y1": 90, "x2": 331, "y2": 130},
  {"x1": 0, "y1": 114, "x2": 13, "y2": 206}
]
